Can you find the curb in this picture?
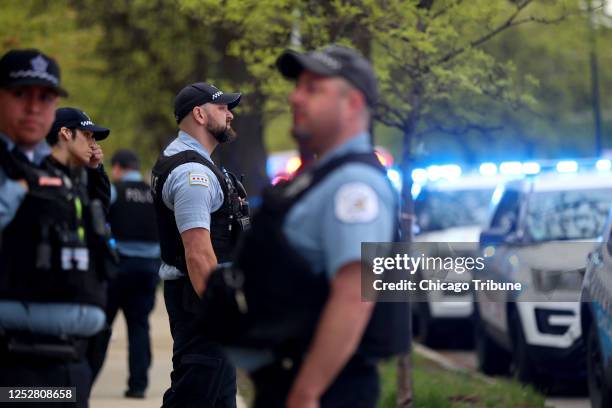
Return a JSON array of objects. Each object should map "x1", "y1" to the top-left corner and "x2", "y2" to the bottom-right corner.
[{"x1": 413, "y1": 343, "x2": 496, "y2": 385}]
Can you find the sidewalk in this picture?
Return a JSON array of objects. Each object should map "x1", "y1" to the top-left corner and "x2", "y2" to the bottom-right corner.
[{"x1": 90, "y1": 290, "x2": 246, "y2": 408}]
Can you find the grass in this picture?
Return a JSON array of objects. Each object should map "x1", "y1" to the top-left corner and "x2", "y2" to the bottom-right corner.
[
  {"x1": 378, "y1": 354, "x2": 546, "y2": 408},
  {"x1": 238, "y1": 351, "x2": 546, "y2": 407}
]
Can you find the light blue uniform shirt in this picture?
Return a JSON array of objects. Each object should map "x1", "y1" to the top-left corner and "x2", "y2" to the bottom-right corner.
[
  {"x1": 110, "y1": 171, "x2": 161, "y2": 259},
  {"x1": 0, "y1": 132, "x2": 105, "y2": 337},
  {"x1": 0, "y1": 132, "x2": 38, "y2": 230},
  {"x1": 158, "y1": 130, "x2": 224, "y2": 280},
  {"x1": 227, "y1": 132, "x2": 398, "y2": 371},
  {"x1": 284, "y1": 131, "x2": 397, "y2": 277}
]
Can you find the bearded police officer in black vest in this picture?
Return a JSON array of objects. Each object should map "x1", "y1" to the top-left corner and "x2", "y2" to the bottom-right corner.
[
  {"x1": 151, "y1": 82, "x2": 249, "y2": 408},
  {"x1": 0, "y1": 48, "x2": 114, "y2": 407}
]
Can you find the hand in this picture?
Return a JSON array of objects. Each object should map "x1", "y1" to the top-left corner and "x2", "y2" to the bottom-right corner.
[
  {"x1": 89, "y1": 143, "x2": 104, "y2": 168},
  {"x1": 17, "y1": 179, "x2": 29, "y2": 192},
  {"x1": 286, "y1": 386, "x2": 320, "y2": 408}
]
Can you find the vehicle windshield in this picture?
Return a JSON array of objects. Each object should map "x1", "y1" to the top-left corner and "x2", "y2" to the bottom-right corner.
[
  {"x1": 525, "y1": 188, "x2": 612, "y2": 242},
  {"x1": 415, "y1": 188, "x2": 493, "y2": 232}
]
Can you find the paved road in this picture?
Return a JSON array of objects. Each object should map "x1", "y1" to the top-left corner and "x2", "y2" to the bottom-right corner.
[{"x1": 90, "y1": 290, "x2": 246, "y2": 408}]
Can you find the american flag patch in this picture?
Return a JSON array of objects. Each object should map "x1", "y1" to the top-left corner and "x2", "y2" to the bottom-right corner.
[
  {"x1": 189, "y1": 172, "x2": 209, "y2": 187},
  {"x1": 38, "y1": 176, "x2": 63, "y2": 187}
]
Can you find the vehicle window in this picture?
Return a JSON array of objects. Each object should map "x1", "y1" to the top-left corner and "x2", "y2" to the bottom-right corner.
[
  {"x1": 415, "y1": 188, "x2": 494, "y2": 232},
  {"x1": 489, "y1": 190, "x2": 520, "y2": 233},
  {"x1": 525, "y1": 189, "x2": 612, "y2": 242}
]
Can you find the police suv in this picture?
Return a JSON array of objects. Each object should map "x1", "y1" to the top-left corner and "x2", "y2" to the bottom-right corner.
[
  {"x1": 582, "y1": 207, "x2": 612, "y2": 408},
  {"x1": 474, "y1": 170, "x2": 612, "y2": 385},
  {"x1": 413, "y1": 174, "x2": 504, "y2": 345}
]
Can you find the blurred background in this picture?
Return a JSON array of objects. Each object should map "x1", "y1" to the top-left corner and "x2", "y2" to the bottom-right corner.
[{"x1": 2, "y1": 0, "x2": 611, "y2": 200}]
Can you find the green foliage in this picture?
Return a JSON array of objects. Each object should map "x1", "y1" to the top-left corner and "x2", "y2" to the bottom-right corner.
[{"x1": 3, "y1": 0, "x2": 611, "y2": 170}]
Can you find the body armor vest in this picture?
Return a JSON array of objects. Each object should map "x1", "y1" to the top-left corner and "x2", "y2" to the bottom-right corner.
[
  {"x1": 109, "y1": 180, "x2": 159, "y2": 243},
  {"x1": 0, "y1": 156, "x2": 109, "y2": 307},
  {"x1": 151, "y1": 150, "x2": 249, "y2": 271},
  {"x1": 199, "y1": 151, "x2": 410, "y2": 360}
]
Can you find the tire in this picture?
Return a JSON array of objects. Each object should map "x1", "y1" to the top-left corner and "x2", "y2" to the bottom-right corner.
[
  {"x1": 587, "y1": 323, "x2": 612, "y2": 408},
  {"x1": 510, "y1": 312, "x2": 541, "y2": 386},
  {"x1": 474, "y1": 310, "x2": 511, "y2": 375}
]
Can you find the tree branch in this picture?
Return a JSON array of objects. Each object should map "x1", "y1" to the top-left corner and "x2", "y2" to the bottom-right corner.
[
  {"x1": 432, "y1": 0, "x2": 465, "y2": 19},
  {"x1": 430, "y1": 0, "x2": 585, "y2": 68}
]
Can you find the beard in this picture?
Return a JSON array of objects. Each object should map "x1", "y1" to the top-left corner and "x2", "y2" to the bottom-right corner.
[{"x1": 207, "y1": 120, "x2": 237, "y2": 144}]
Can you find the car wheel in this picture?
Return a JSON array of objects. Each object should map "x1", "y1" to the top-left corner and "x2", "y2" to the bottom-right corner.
[
  {"x1": 511, "y1": 312, "x2": 540, "y2": 385},
  {"x1": 474, "y1": 310, "x2": 510, "y2": 375},
  {"x1": 587, "y1": 323, "x2": 612, "y2": 408}
]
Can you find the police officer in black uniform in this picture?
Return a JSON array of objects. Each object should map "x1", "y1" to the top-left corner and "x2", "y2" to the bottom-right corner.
[
  {"x1": 0, "y1": 49, "x2": 114, "y2": 408},
  {"x1": 151, "y1": 82, "x2": 249, "y2": 407},
  {"x1": 91, "y1": 149, "x2": 161, "y2": 399}
]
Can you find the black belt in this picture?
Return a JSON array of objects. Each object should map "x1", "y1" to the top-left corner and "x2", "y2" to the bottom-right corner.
[{"x1": 0, "y1": 331, "x2": 88, "y2": 362}]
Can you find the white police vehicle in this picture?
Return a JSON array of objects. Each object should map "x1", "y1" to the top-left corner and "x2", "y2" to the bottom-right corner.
[
  {"x1": 582, "y1": 207, "x2": 612, "y2": 408},
  {"x1": 474, "y1": 169, "x2": 612, "y2": 385},
  {"x1": 413, "y1": 174, "x2": 504, "y2": 346}
]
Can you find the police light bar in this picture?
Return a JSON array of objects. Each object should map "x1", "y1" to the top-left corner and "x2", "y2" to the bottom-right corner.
[
  {"x1": 499, "y1": 161, "x2": 522, "y2": 175},
  {"x1": 479, "y1": 163, "x2": 497, "y2": 176},
  {"x1": 556, "y1": 160, "x2": 578, "y2": 173},
  {"x1": 596, "y1": 159, "x2": 611, "y2": 172},
  {"x1": 411, "y1": 168, "x2": 428, "y2": 184},
  {"x1": 522, "y1": 162, "x2": 541, "y2": 175},
  {"x1": 386, "y1": 168, "x2": 402, "y2": 192}
]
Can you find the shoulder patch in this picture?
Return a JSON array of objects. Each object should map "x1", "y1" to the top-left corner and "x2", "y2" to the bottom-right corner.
[
  {"x1": 38, "y1": 176, "x2": 63, "y2": 187},
  {"x1": 189, "y1": 172, "x2": 209, "y2": 187},
  {"x1": 334, "y1": 182, "x2": 379, "y2": 223}
]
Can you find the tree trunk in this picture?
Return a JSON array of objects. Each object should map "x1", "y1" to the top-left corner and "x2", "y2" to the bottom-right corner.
[
  {"x1": 213, "y1": 91, "x2": 268, "y2": 198},
  {"x1": 211, "y1": 30, "x2": 269, "y2": 200},
  {"x1": 396, "y1": 125, "x2": 415, "y2": 408}
]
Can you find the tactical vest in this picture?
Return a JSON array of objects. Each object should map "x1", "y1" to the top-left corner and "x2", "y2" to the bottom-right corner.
[
  {"x1": 199, "y1": 151, "x2": 410, "y2": 360},
  {"x1": 151, "y1": 150, "x2": 250, "y2": 271},
  {"x1": 109, "y1": 180, "x2": 159, "y2": 243},
  {"x1": 0, "y1": 156, "x2": 109, "y2": 307}
]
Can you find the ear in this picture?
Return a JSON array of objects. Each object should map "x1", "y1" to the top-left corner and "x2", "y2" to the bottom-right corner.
[
  {"x1": 347, "y1": 89, "x2": 366, "y2": 113},
  {"x1": 59, "y1": 127, "x2": 73, "y2": 142},
  {"x1": 192, "y1": 106, "x2": 208, "y2": 126}
]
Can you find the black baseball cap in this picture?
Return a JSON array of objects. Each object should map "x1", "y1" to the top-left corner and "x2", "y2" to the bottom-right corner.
[
  {"x1": 111, "y1": 149, "x2": 140, "y2": 170},
  {"x1": 174, "y1": 82, "x2": 241, "y2": 124},
  {"x1": 0, "y1": 49, "x2": 68, "y2": 96},
  {"x1": 49, "y1": 107, "x2": 110, "y2": 141},
  {"x1": 276, "y1": 44, "x2": 378, "y2": 107}
]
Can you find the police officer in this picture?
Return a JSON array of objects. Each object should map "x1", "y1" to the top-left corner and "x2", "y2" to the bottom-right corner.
[
  {"x1": 92, "y1": 149, "x2": 160, "y2": 399},
  {"x1": 0, "y1": 47, "x2": 113, "y2": 407},
  {"x1": 151, "y1": 82, "x2": 249, "y2": 407},
  {"x1": 198, "y1": 45, "x2": 408, "y2": 408}
]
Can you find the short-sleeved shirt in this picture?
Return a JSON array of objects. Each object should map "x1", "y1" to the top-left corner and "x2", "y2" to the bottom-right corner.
[
  {"x1": 0, "y1": 132, "x2": 49, "y2": 230},
  {"x1": 158, "y1": 130, "x2": 224, "y2": 280},
  {"x1": 284, "y1": 131, "x2": 397, "y2": 279},
  {"x1": 226, "y1": 131, "x2": 398, "y2": 370}
]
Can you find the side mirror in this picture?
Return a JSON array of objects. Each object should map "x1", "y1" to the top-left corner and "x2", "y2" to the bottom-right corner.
[{"x1": 479, "y1": 229, "x2": 506, "y2": 246}]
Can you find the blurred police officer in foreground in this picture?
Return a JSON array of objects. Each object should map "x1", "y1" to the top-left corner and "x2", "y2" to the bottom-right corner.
[
  {"x1": 151, "y1": 82, "x2": 249, "y2": 407},
  {"x1": 197, "y1": 45, "x2": 409, "y2": 408},
  {"x1": 91, "y1": 149, "x2": 160, "y2": 399},
  {"x1": 0, "y1": 47, "x2": 113, "y2": 408}
]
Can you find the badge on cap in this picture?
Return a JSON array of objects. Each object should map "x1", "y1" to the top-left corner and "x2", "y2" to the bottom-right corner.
[
  {"x1": 334, "y1": 182, "x2": 379, "y2": 223},
  {"x1": 189, "y1": 172, "x2": 209, "y2": 187}
]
